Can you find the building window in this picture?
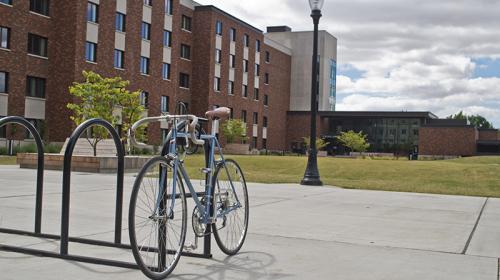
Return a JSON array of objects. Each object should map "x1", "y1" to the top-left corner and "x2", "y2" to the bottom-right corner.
[
  {"x1": 229, "y1": 54, "x2": 235, "y2": 68},
  {"x1": 140, "y1": 56, "x2": 149, "y2": 74},
  {"x1": 143, "y1": 0, "x2": 152, "y2": 6},
  {"x1": 181, "y1": 15, "x2": 192, "y2": 31},
  {"x1": 180, "y1": 44, "x2": 190, "y2": 59},
  {"x1": 141, "y1": 22, "x2": 150, "y2": 40},
  {"x1": 265, "y1": 51, "x2": 270, "y2": 63},
  {"x1": 262, "y1": 139, "x2": 267, "y2": 149},
  {"x1": 242, "y1": 85, "x2": 248, "y2": 97},
  {"x1": 30, "y1": 0, "x2": 50, "y2": 16},
  {"x1": 252, "y1": 137, "x2": 257, "y2": 148},
  {"x1": 243, "y1": 34, "x2": 249, "y2": 47},
  {"x1": 230, "y1": 28, "x2": 236, "y2": 42},
  {"x1": 28, "y1": 33, "x2": 48, "y2": 57},
  {"x1": 256, "y1": 39, "x2": 260, "y2": 52},
  {"x1": 140, "y1": 91, "x2": 149, "y2": 108},
  {"x1": 254, "y1": 88, "x2": 259, "y2": 100},
  {"x1": 214, "y1": 77, "x2": 221, "y2": 92},
  {"x1": 161, "y1": 95, "x2": 169, "y2": 113},
  {"x1": 26, "y1": 119, "x2": 44, "y2": 139},
  {"x1": 114, "y1": 49, "x2": 124, "y2": 68},
  {"x1": 162, "y1": 63, "x2": 170, "y2": 80},
  {"x1": 263, "y1": 116, "x2": 268, "y2": 128},
  {"x1": 1, "y1": 0, "x2": 12, "y2": 5},
  {"x1": 215, "y1": 49, "x2": 222, "y2": 64},
  {"x1": 115, "y1": 12, "x2": 126, "y2": 32},
  {"x1": 243, "y1": 60, "x2": 248, "y2": 72},
  {"x1": 413, "y1": 129, "x2": 419, "y2": 136},
  {"x1": 26, "y1": 76, "x2": 46, "y2": 98},
  {"x1": 165, "y1": 0, "x2": 173, "y2": 15},
  {"x1": 163, "y1": 30, "x2": 172, "y2": 47},
  {"x1": 179, "y1": 73, "x2": 190, "y2": 88},
  {"x1": 253, "y1": 112, "x2": 258, "y2": 125},
  {"x1": 241, "y1": 110, "x2": 247, "y2": 123},
  {"x1": 255, "y1": 64, "x2": 260, "y2": 76},
  {"x1": 87, "y1": 2, "x2": 98, "y2": 23},
  {"x1": 265, "y1": 73, "x2": 269, "y2": 84},
  {"x1": 215, "y1": 20, "x2": 222, "y2": 35},
  {"x1": 85, "y1": 41, "x2": 96, "y2": 62},
  {"x1": 229, "y1": 107, "x2": 233, "y2": 119},
  {"x1": 228, "y1": 81, "x2": 234, "y2": 95},
  {"x1": 264, "y1": 94, "x2": 268, "y2": 106},
  {"x1": 0, "y1": 26, "x2": 10, "y2": 49},
  {"x1": 0, "y1": 71, "x2": 8, "y2": 93}
]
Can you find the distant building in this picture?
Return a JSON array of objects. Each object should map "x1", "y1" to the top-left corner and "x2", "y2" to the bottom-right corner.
[
  {"x1": 266, "y1": 26, "x2": 337, "y2": 111},
  {"x1": 287, "y1": 111, "x2": 500, "y2": 156}
]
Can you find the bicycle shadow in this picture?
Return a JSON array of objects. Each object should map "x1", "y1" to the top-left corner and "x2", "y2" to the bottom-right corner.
[{"x1": 170, "y1": 251, "x2": 292, "y2": 280}]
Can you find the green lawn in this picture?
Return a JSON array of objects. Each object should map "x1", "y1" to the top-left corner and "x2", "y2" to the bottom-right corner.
[
  {"x1": 183, "y1": 155, "x2": 500, "y2": 198},
  {"x1": 0, "y1": 156, "x2": 16, "y2": 165}
]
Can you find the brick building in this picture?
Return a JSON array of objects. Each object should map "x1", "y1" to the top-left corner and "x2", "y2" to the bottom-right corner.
[{"x1": 1, "y1": 0, "x2": 333, "y2": 151}]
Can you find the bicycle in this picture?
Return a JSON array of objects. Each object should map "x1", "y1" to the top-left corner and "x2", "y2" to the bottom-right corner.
[{"x1": 127, "y1": 107, "x2": 249, "y2": 279}]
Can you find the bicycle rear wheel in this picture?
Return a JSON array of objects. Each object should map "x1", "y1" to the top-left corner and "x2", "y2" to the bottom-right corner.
[
  {"x1": 129, "y1": 156, "x2": 187, "y2": 279},
  {"x1": 211, "y1": 159, "x2": 249, "y2": 255}
]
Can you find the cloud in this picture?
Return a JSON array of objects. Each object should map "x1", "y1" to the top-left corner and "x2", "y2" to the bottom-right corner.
[{"x1": 195, "y1": 0, "x2": 500, "y2": 127}]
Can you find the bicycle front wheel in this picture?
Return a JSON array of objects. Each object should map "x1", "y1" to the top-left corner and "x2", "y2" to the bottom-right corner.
[
  {"x1": 129, "y1": 156, "x2": 187, "y2": 279},
  {"x1": 212, "y1": 159, "x2": 249, "y2": 255}
]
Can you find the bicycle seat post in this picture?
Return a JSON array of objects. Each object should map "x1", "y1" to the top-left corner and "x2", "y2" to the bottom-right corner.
[{"x1": 211, "y1": 118, "x2": 219, "y2": 137}]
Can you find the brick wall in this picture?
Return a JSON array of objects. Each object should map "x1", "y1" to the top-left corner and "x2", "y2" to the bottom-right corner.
[
  {"x1": 478, "y1": 129, "x2": 500, "y2": 141},
  {"x1": 286, "y1": 111, "x2": 321, "y2": 151},
  {"x1": 419, "y1": 126, "x2": 477, "y2": 156}
]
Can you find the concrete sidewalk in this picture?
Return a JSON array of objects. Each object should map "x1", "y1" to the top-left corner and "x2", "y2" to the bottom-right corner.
[{"x1": 0, "y1": 165, "x2": 499, "y2": 279}]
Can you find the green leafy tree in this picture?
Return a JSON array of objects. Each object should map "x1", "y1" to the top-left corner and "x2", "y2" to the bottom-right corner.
[
  {"x1": 302, "y1": 137, "x2": 328, "y2": 150},
  {"x1": 447, "y1": 111, "x2": 494, "y2": 129},
  {"x1": 221, "y1": 119, "x2": 248, "y2": 143},
  {"x1": 67, "y1": 71, "x2": 145, "y2": 156},
  {"x1": 337, "y1": 130, "x2": 370, "y2": 153}
]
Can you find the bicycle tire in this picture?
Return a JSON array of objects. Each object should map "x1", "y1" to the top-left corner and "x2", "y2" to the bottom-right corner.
[
  {"x1": 211, "y1": 159, "x2": 249, "y2": 255},
  {"x1": 129, "y1": 156, "x2": 187, "y2": 279}
]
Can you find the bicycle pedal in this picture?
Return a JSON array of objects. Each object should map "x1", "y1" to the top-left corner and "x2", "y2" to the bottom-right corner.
[{"x1": 183, "y1": 242, "x2": 197, "y2": 252}]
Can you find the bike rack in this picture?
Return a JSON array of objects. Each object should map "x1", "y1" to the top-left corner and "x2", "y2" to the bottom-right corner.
[{"x1": 0, "y1": 117, "x2": 212, "y2": 271}]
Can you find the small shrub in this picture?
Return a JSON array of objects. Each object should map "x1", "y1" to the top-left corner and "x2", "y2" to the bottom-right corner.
[{"x1": 0, "y1": 147, "x2": 7, "y2": 155}]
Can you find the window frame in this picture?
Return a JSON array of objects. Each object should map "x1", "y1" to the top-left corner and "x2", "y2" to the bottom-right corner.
[
  {"x1": 214, "y1": 77, "x2": 221, "y2": 92},
  {"x1": 256, "y1": 39, "x2": 260, "y2": 52},
  {"x1": 140, "y1": 91, "x2": 149, "y2": 108},
  {"x1": 160, "y1": 95, "x2": 169, "y2": 113},
  {"x1": 243, "y1": 34, "x2": 249, "y2": 47},
  {"x1": 85, "y1": 41, "x2": 97, "y2": 62},
  {"x1": 229, "y1": 54, "x2": 235, "y2": 68},
  {"x1": 254, "y1": 88, "x2": 259, "y2": 101},
  {"x1": 180, "y1": 44, "x2": 191, "y2": 60},
  {"x1": 163, "y1": 30, "x2": 172, "y2": 47},
  {"x1": 0, "y1": 26, "x2": 10, "y2": 49},
  {"x1": 114, "y1": 49, "x2": 124, "y2": 69},
  {"x1": 162, "y1": 63, "x2": 171, "y2": 80},
  {"x1": 264, "y1": 94, "x2": 269, "y2": 106},
  {"x1": 242, "y1": 85, "x2": 248, "y2": 97},
  {"x1": 179, "y1": 73, "x2": 190, "y2": 88},
  {"x1": 140, "y1": 56, "x2": 150, "y2": 75},
  {"x1": 181, "y1": 15, "x2": 192, "y2": 31},
  {"x1": 26, "y1": 76, "x2": 46, "y2": 99},
  {"x1": 230, "y1": 28, "x2": 236, "y2": 42},
  {"x1": 30, "y1": 0, "x2": 50, "y2": 16},
  {"x1": 215, "y1": 49, "x2": 222, "y2": 64},
  {"x1": 243, "y1": 59, "x2": 248, "y2": 72},
  {"x1": 141, "y1": 22, "x2": 151, "y2": 40},
  {"x1": 115, "y1": 12, "x2": 126, "y2": 32},
  {"x1": 165, "y1": 0, "x2": 173, "y2": 15},
  {"x1": 0, "y1": 71, "x2": 8, "y2": 93},
  {"x1": 28, "y1": 33, "x2": 48, "y2": 57},
  {"x1": 86, "y1": 1, "x2": 98, "y2": 23},
  {"x1": 228, "y1": 81, "x2": 234, "y2": 95},
  {"x1": 215, "y1": 20, "x2": 223, "y2": 35}
]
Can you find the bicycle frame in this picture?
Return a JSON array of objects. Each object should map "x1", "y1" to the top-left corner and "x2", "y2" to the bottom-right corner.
[{"x1": 157, "y1": 117, "x2": 242, "y2": 225}]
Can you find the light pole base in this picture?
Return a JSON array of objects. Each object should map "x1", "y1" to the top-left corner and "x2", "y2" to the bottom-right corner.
[{"x1": 300, "y1": 176, "x2": 323, "y2": 186}]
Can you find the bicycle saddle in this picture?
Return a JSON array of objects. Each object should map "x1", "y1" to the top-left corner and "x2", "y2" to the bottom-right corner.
[{"x1": 205, "y1": 107, "x2": 231, "y2": 119}]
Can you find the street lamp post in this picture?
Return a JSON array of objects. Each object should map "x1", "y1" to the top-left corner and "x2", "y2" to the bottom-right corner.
[{"x1": 301, "y1": 0, "x2": 324, "y2": 186}]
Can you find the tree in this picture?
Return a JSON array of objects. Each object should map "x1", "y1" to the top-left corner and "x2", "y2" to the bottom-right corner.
[
  {"x1": 336, "y1": 130, "x2": 370, "y2": 153},
  {"x1": 302, "y1": 137, "x2": 328, "y2": 150},
  {"x1": 221, "y1": 119, "x2": 247, "y2": 143},
  {"x1": 67, "y1": 71, "x2": 145, "y2": 156},
  {"x1": 447, "y1": 111, "x2": 494, "y2": 129}
]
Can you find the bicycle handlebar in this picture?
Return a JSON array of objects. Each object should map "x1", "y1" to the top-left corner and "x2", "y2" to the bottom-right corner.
[{"x1": 128, "y1": 114, "x2": 205, "y2": 151}]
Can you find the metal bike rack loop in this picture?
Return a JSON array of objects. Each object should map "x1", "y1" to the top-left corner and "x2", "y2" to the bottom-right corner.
[{"x1": 0, "y1": 116, "x2": 44, "y2": 234}]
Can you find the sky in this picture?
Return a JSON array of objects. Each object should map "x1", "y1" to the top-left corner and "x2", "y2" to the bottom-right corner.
[{"x1": 195, "y1": 0, "x2": 500, "y2": 127}]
